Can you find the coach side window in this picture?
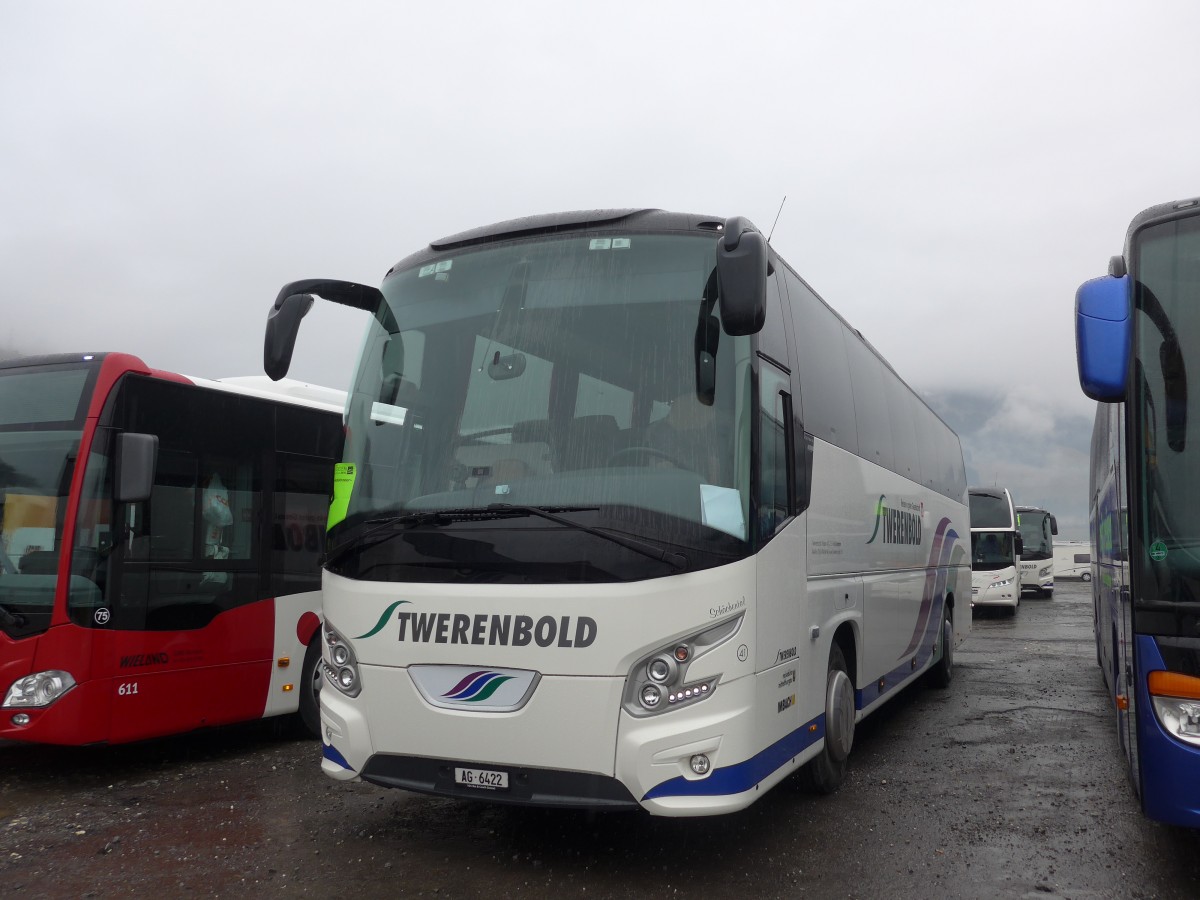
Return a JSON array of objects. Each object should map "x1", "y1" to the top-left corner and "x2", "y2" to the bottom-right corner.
[
  {"x1": 757, "y1": 365, "x2": 793, "y2": 541},
  {"x1": 780, "y1": 270, "x2": 857, "y2": 455},
  {"x1": 843, "y1": 332, "x2": 894, "y2": 472}
]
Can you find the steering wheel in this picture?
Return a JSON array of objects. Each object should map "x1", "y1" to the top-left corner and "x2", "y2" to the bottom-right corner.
[{"x1": 606, "y1": 446, "x2": 685, "y2": 469}]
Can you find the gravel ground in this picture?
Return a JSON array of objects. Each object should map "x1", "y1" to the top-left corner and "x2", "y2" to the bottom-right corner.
[{"x1": 2, "y1": 580, "x2": 1199, "y2": 898}]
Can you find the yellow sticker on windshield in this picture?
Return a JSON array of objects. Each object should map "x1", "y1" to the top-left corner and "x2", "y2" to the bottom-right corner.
[{"x1": 327, "y1": 463, "x2": 356, "y2": 531}]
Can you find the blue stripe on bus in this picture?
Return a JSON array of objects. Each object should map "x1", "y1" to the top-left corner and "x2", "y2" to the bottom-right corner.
[
  {"x1": 643, "y1": 587, "x2": 950, "y2": 801},
  {"x1": 641, "y1": 713, "x2": 826, "y2": 799},
  {"x1": 858, "y1": 596, "x2": 945, "y2": 709},
  {"x1": 322, "y1": 741, "x2": 353, "y2": 770}
]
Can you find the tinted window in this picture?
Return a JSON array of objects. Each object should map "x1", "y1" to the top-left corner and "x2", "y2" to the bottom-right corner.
[
  {"x1": 844, "y1": 332, "x2": 893, "y2": 471},
  {"x1": 758, "y1": 365, "x2": 792, "y2": 539},
  {"x1": 969, "y1": 491, "x2": 1014, "y2": 528},
  {"x1": 89, "y1": 379, "x2": 269, "y2": 631},
  {"x1": 782, "y1": 269, "x2": 857, "y2": 454},
  {"x1": 758, "y1": 271, "x2": 790, "y2": 367},
  {"x1": 885, "y1": 374, "x2": 921, "y2": 482},
  {"x1": 272, "y1": 454, "x2": 334, "y2": 597}
]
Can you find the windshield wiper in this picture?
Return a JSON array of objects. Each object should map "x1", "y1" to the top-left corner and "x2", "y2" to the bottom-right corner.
[
  {"x1": 482, "y1": 504, "x2": 688, "y2": 571},
  {"x1": 0, "y1": 604, "x2": 26, "y2": 628},
  {"x1": 327, "y1": 504, "x2": 688, "y2": 571}
]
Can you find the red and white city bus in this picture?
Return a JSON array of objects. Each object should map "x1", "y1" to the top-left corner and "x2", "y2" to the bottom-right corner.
[{"x1": 0, "y1": 352, "x2": 344, "y2": 745}]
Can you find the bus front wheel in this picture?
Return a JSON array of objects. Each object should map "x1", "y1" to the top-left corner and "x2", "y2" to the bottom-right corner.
[
  {"x1": 927, "y1": 607, "x2": 953, "y2": 689},
  {"x1": 800, "y1": 643, "x2": 854, "y2": 794},
  {"x1": 298, "y1": 638, "x2": 323, "y2": 737}
]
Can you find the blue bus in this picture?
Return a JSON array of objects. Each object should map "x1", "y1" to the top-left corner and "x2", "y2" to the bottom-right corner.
[{"x1": 1076, "y1": 195, "x2": 1200, "y2": 827}]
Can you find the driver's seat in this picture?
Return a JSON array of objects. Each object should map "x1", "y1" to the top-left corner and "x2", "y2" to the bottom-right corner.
[{"x1": 555, "y1": 415, "x2": 620, "y2": 470}]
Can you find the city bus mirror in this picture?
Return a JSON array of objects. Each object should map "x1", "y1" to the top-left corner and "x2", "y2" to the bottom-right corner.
[
  {"x1": 114, "y1": 433, "x2": 159, "y2": 504},
  {"x1": 1050, "y1": 515, "x2": 1058, "y2": 535},
  {"x1": 716, "y1": 218, "x2": 767, "y2": 336},
  {"x1": 1075, "y1": 273, "x2": 1131, "y2": 402},
  {"x1": 1015, "y1": 533, "x2": 1024, "y2": 557},
  {"x1": 264, "y1": 292, "x2": 315, "y2": 380}
]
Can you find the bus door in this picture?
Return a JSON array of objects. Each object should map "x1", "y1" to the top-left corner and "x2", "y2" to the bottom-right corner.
[{"x1": 104, "y1": 444, "x2": 272, "y2": 743}]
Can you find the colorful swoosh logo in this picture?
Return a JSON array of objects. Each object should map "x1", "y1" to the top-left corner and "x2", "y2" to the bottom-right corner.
[
  {"x1": 354, "y1": 600, "x2": 412, "y2": 639},
  {"x1": 442, "y1": 671, "x2": 515, "y2": 702},
  {"x1": 866, "y1": 494, "x2": 886, "y2": 544}
]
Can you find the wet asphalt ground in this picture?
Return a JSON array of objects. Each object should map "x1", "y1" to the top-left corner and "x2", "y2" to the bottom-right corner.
[{"x1": 2, "y1": 579, "x2": 1199, "y2": 899}]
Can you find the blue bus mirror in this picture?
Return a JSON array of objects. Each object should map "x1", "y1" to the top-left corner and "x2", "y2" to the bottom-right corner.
[{"x1": 1076, "y1": 273, "x2": 1131, "y2": 402}]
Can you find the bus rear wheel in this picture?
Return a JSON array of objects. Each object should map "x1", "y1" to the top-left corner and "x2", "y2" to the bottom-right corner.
[
  {"x1": 298, "y1": 638, "x2": 323, "y2": 738},
  {"x1": 800, "y1": 643, "x2": 854, "y2": 794}
]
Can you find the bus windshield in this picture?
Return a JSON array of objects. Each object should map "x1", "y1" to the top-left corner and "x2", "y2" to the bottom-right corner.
[
  {"x1": 971, "y1": 531, "x2": 1015, "y2": 570},
  {"x1": 1018, "y1": 511, "x2": 1054, "y2": 559},
  {"x1": 0, "y1": 364, "x2": 93, "y2": 638},
  {"x1": 332, "y1": 233, "x2": 753, "y2": 583},
  {"x1": 1134, "y1": 214, "x2": 1200, "y2": 592}
]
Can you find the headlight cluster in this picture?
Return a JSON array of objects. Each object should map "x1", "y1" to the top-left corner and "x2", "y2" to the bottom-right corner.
[
  {"x1": 3, "y1": 670, "x2": 76, "y2": 708},
  {"x1": 322, "y1": 621, "x2": 362, "y2": 698},
  {"x1": 989, "y1": 578, "x2": 1013, "y2": 589},
  {"x1": 1039, "y1": 566, "x2": 1053, "y2": 578},
  {"x1": 1149, "y1": 670, "x2": 1200, "y2": 747},
  {"x1": 623, "y1": 615, "x2": 742, "y2": 717}
]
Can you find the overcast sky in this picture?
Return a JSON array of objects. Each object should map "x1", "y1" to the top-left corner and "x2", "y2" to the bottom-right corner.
[{"x1": 4, "y1": 1, "x2": 1198, "y2": 539}]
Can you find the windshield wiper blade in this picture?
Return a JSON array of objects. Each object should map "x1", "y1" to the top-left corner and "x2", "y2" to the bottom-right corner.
[
  {"x1": 0, "y1": 604, "x2": 26, "y2": 628},
  {"x1": 481, "y1": 503, "x2": 688, "y2": 571},
  {"x1": 324, "y1": 505, "x2": 600, "y2": 567},
  {"x1": 328, "y1": 504, "x2": 689, "y2": 571}
]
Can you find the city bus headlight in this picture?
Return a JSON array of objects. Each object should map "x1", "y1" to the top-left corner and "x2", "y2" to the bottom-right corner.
[
  {"x1": 623, "y1": 615, "x2": 743, "y2": 717},
  {"x1": 1149, "y1": 671, "x2": 1200, "y2": 747},
  {"x1": 989, "y1": 578, "x2": 1013, "y2": 589},
  {"x1": 322, "y1": 621, "x2": 362, "y2": 699},
  {"x1": 1150, "y1": 697, "x2": 1200, "y2": 746},
  {"x1": 3, "y1": 670, "x2": 77, "y2": 708},
  {"x1": 1039, "y1": 566, "x2": 1053, "y2": 579}
]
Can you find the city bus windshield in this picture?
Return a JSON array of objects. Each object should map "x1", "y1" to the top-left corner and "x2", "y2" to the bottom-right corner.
[
  {"x1": 0, "y1": 364, "x2": 93, "y2": 637},
  {"x1": 1133, "y1": 214, "x2": 1200, "y2": 594},
  {"x1": 331, "y1": 233, "x2": 754, "y2": 582}
]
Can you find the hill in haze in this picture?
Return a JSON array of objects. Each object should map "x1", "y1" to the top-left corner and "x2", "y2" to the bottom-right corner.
[{"x1": 923, "y1": 388, "x2": 1093, "y2": 541}]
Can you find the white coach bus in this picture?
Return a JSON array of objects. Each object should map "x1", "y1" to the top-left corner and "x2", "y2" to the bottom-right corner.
[
  {"x1": 1016, "y1": 505, "x2": 1058, "y2": 598},
  {"x1": 969, "y1": 487, "x2": 1022, "y2": 614},
  {"x1": 263, "y1": 209, "x2": 972, "y2": 816}
]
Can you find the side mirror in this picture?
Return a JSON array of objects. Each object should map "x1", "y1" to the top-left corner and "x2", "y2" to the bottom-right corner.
[
  {"x1": 716, "y1": 217, "x2": 767, "y2": 336},
  {"x1": 264, "y1": 279, "x2": 385, "y2": 381},
  {"x1": 1076, "y1": 273, "x2": 1131, "y2": 402},
  {"x1": 1050, "y1": 515, "x2": 1059, "y2": 536},
  {"x1": 265, "y1": 293, "x2": 314, "y2": 381},
  {"x1": 1015, "y1": 533, "x2": 1024, "y2": 558},
  {"x1": 114, "y1": 433, "x2": 159, "y2": 503}
]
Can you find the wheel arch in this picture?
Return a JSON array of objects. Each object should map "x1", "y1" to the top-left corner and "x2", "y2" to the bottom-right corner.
[{"x1": 832, "y1": 621, "x2": 858, "y2": 689}]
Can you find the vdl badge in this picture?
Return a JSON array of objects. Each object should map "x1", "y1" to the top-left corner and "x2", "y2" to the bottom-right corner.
[{"x1": 454, "y1": 766, "x2": 509, "y2": 790}]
